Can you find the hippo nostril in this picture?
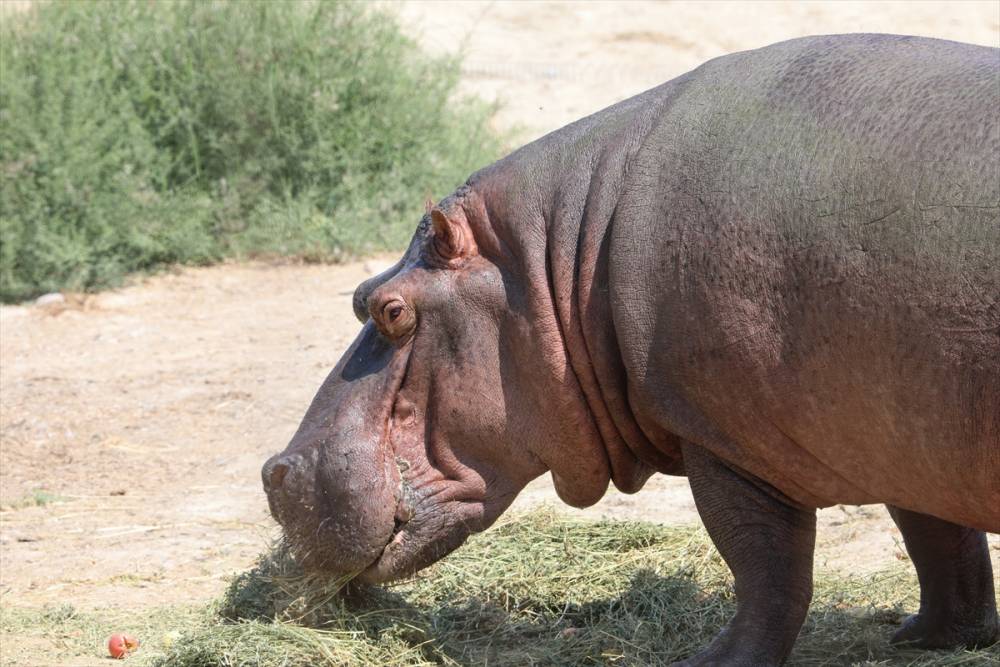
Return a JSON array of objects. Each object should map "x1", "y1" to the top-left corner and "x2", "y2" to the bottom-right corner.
[
  {"x1": 263, "y1": 454, "x2": 295, "y2": 493},
  {"x1": 269, "y1": 463, "x2": 290, "y2": 490}
]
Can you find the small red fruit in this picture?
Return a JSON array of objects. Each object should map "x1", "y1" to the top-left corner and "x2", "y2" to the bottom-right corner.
[{"x1": 107, "y1": 633, "x2": 139, "y2": 659}]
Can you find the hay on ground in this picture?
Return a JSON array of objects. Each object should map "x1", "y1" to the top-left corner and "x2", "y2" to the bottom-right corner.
[{"x1": 152, "y1": 509, "x2": 998, "y2": 667}]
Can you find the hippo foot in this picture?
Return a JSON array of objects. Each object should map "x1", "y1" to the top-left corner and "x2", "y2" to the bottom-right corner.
[
  {"x1": 891, "y1": 610, "x2": 999, "y2": 650},
  {"x1": 667, "y1": 630, "x2": 784, "y2": 667},
  {"x1": 668, "y1": 646, "x2": 781, "y2": 667}
]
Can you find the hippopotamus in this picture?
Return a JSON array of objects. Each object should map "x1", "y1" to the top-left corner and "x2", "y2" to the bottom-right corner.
[{"x1": 263, "y1": 34, "x2": 999, "y2": 665}]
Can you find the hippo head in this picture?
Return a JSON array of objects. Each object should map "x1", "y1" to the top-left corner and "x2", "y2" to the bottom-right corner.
[
  {"x1": 261, "y1": 176, "x2": 677, "y2": 582},
  {"x1": 262, "y1": 184, "x2": 627, "y2": 583}
]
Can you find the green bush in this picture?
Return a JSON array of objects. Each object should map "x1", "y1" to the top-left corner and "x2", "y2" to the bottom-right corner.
[{"x1": 0, "y1": 1, "x2": 502, "y2": 302}]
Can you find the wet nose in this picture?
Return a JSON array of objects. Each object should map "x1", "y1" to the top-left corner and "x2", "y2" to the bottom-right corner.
[{"x1": 262, "y1": 454, "x2": 294, "y2": 493}]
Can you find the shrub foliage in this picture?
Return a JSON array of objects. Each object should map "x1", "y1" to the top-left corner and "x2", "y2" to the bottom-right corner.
[{"x1": 0, "y1": 0, "x2": 501, "y2": 301}]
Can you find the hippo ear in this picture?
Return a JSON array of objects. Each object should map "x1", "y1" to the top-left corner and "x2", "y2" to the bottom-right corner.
[{"x1": 430, "y1": 205, "x2": 478, "y2": 263}]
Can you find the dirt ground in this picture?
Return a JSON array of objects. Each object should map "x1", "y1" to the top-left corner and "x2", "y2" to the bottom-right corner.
[{"x1": 2, "y1": 1, "x2": 999, "y2": 664}]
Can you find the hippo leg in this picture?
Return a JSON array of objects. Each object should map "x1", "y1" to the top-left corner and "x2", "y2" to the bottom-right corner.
[
  {"x1": 675, "y1": 442, "x2": 816, "y2": 667},
  {"x1": 886, "y1": 505, "x2": 999, "y2": 649}
]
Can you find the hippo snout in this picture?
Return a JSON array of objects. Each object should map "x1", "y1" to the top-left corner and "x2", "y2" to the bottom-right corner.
[{"x1": 260, "y1": 435, "x2": 402, "y2": 577}]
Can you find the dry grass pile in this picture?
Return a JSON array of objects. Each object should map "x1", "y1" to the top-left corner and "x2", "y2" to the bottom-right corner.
[{"x1": 158, "y1": 509, "x2": 997, "y2": 666}]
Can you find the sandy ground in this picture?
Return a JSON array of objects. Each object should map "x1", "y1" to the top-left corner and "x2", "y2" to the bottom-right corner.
[{"x1": 1, "y1": 2, "x2": 999, "y2": 664}]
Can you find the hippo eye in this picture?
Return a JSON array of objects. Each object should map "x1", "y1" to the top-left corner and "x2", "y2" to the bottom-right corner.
[{"x1": 378, "y1": 298, "x2": 414, "y2": 339}]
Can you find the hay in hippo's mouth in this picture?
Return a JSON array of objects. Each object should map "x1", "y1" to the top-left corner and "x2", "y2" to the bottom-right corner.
[{"x1": 150, "y1": 508, "x2": 993, "y2": 667}]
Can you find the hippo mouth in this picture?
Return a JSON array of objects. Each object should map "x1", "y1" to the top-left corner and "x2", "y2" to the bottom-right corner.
[
  {"x1": 380, "y1": 479, "x2": 418, "y2": 560},
  {"x1": 358, "y1": 475, "x2": 494, "y2": 583},
  {"x1": 375, "y1": 514, "x2": 411, "y2": 564},
  {"x1": 359, "y1": 513, "x2": 479, "y2": 583},
  {"x1": 356, "y1": 354, "x2": 525, "y2": 582}
]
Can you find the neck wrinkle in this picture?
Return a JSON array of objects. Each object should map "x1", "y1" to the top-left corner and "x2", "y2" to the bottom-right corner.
[
  {"x1": 541, "y1": 152, "x2": 649, "y2": 494},
  {"x1": 546, "y1": 137, "x2": 685, "y2": 492}
]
